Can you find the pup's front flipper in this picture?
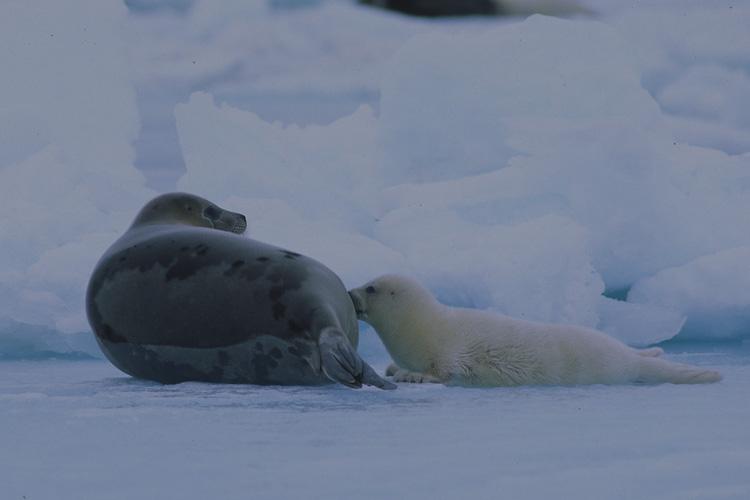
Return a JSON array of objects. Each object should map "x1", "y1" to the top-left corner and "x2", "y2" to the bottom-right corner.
[
  {"x1": 318, "y1": 327, "x2": 396, "y2": 390},
  {"x1": 392, "y1": 368, "x2": 442, "y2": 384}
]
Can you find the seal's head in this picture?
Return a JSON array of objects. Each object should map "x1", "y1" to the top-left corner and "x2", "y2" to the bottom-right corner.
[
  {"x1": 131, "y1": 192, "x2": 247, "y2": 234},
  {"x1": 348, "y1": 274, "x2": 438, "y2": 324},
  {"x1": 348, "y1": 275, "x2": 441, "y2": 367}
]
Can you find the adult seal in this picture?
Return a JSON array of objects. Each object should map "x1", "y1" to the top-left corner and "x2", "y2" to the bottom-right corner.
[{"x1": 86, "y1": 192, "x2": 394, "y2": 390}]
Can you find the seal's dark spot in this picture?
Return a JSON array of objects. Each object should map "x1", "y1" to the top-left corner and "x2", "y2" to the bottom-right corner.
[
  {"x1": 270, "y1": 347, "x2": 283, "y2": 359},
  {"x1": 165, "y1": 257, "x2": 202, "y2": 281},
  {"x1": 256, "y1": 256, "x2": 269, "y2": 262},
  {"x1": 288, "y1": 319, "x2": 304, "y2": 333},
  {"x1": 232, "y1": 259, "x2": 245, "y2": 267},
  {"x1": 269, "y1": 286, "x2": 285, "y2": 301},
  {"x1": 366, "y1": 286, "x2": 376, "y2": 294},
  {"x1": 282, "y1": 250, "x2": 301, "y2": 260},
  {"x1": 267, "y1": 271, "x2": 282, "y2": 283},
  {"x1": 194, "y1": 243, "x2": 208, "y2": 256},
  {"x1": 119, "y1": 257, "x2": 126, "y2": 262},
  {"x1": 99, "y1": 323, "x2": 127, "y2": 343},
  {"x1": 272, "y1": 302, "x2": 286, "y2": 320},
  {"x1": 180, "y1": 246, "x2": 189, "y2": 252},
  {"x1": 288, "y1": 341, "x2": 313, "y2": 356},
  {"x1": 255, "y1": 342, "x2": 264, "y2": 352}
]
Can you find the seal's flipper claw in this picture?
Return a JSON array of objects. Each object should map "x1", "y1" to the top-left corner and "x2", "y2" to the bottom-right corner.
[
  {"x1": 318, "y1": 327, "x2": 395, "y2": 390},
  {"x1": 362, "y1": 362, "x2": 397, "y2": 390}
]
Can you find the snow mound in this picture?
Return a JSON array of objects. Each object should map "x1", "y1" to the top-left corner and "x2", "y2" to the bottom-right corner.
[
  {"x1": 0, "y1": 0, "x2": 153, "y2": 341},
  {"x1": 629, "y1": 247, "x2": 750, "y2": 341},
  {"x1": 175, "y1": 14, "x2": 737, "y2": 346},
  {"x1": 378, "y1": 15, "x2": 750, "y2": 289},
  {"x1": 609, "y1": 3, "x2": 750, "y2": 155},
  {"x1": 376, "y1": 211, "x2": 603, "y2": 327},
  {"x1": 4, "y1": 2, "x2": 750, "y2": 358}
]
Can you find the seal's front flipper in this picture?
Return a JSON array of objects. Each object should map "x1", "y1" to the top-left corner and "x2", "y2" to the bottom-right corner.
[{"x1": 318, "y1": 327, "x2": 396, "y2": 390}]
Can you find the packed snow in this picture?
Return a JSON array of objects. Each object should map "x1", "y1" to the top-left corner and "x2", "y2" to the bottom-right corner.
[
  {"x1": 2, "y1": 348, "x2": 749, "y2": 500},
  {"x1": 0, "y1": 0, "x2": 154, "y2": 341}
]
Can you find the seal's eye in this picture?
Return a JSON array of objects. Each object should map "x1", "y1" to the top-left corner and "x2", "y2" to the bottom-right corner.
[
  {"x1": 366, "y1": 286, "x2": 376, "y2": 294},
  {"x1": 203, "y1": 205, "x2": 221, "y2": 220}
]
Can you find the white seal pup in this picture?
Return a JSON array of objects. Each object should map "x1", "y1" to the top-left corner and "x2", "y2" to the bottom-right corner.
[{"x1": 348, "y1": 275, "x2": 721, "y2": 386}]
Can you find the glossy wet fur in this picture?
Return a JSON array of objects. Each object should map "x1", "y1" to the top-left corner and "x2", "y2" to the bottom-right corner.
[{"x1": 89, "y1": 226, "x2": 329, "y2": 348}]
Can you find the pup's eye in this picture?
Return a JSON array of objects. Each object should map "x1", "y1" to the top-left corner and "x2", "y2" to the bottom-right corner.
[{"x1": 365, "y1": 286, "x2": 376, "y2": 294}]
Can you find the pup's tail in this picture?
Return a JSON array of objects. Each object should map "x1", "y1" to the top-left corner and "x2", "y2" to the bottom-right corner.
[
  {"x1": 636, "y1": 357, "x2": 721, "y2": 384},
  {"x1": 636, "y1": 347, "x2": 664, "y2": 357}
]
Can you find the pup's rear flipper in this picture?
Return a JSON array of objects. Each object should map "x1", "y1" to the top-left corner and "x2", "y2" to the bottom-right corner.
[
  {"x1": 318, "y1": 327, "x2": 396, "y2": 390},
  {"x1": 637, "y1": 347, "x2": 664, "y2": 357},
  {"x1": 637, "y1": 357, "x2": 722, "y2": 384}
]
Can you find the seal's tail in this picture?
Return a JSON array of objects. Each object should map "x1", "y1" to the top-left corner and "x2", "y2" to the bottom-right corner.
[
  {"x1": 318, "y1": 327, "x2": 396, "y2": 390},
  {"x1": 636, "y1": 357, "x2": 722, "y2": 384}
]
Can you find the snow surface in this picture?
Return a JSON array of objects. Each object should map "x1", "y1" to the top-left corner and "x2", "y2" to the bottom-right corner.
[{"x1": 2, "y1": 345, "x2": 748, "y2": 500}]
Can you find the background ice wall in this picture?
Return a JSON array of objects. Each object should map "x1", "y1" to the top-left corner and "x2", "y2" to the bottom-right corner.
[
  {"x1": 0, "y1": 0, "x2": 153, "y2": 356},
  {"x1": 175, "y1": 8, "x2": 749, "y2": 346},
  {"x1": 1, "y1": 0, "x2": 749, "y2": 359}
]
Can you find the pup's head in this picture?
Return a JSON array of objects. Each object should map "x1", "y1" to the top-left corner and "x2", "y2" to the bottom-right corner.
[
  {"x1": 131, "y1": 192, "x2": 247, "y2": 234},
  {"x1": 348, "y1": 274, "x2": 436, "y2": 325}
]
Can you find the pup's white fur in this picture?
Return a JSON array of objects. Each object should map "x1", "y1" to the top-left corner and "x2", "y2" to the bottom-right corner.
[{"x1": 349, "y1": 275, "x2": 721, "y2": 386}]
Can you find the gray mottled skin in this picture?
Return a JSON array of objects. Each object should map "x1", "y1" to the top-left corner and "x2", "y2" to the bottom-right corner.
[{"x1": 86, "y1": 193, "x2": 394, "y2": 389}]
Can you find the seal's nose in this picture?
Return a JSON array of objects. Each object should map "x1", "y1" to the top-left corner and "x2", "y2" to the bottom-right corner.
[{"x1": 232, "y1": 213, "x2": 247, "y2": 234}]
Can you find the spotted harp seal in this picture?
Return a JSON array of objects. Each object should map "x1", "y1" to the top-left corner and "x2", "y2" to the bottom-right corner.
[{"x1": 86, "y1": 192, "x2": 393, "y2": 389}]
